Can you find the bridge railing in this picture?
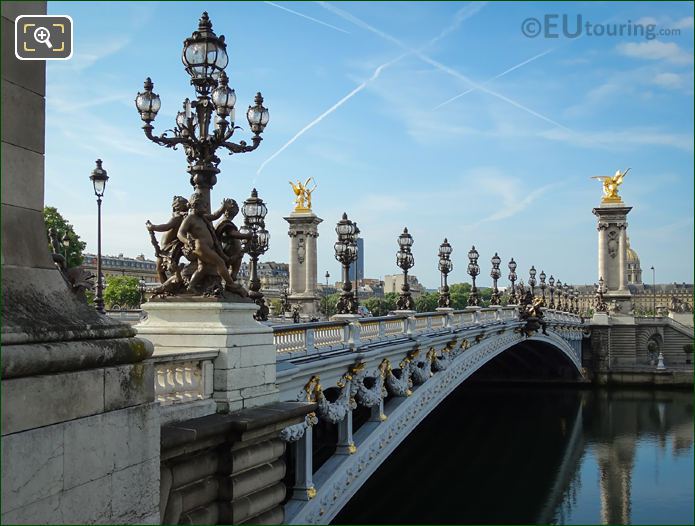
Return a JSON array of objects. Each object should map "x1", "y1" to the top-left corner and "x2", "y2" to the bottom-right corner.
[
  {"x1": 152, "y1": 350, "x2": 217, "y2": 406},
  {"x1": 271, "y1": 307, "x2": 529, "y2": 360}
]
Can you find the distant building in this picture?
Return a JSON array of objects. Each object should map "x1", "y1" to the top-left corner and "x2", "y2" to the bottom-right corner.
[
  {"x1": 83, "y1": 253, "x2": 157, "y2": 281},
  {"x1": 626, "y1": 237, "x2": 642, "y2": 285},
  {"x1": 383, "y1": 274, "x2": 424, "y2": 297},
  {"x1": 348, "y1": 237, "x2": 364, "y2": 282},
  {"x1": 239, "y1": 261, "x2": 289, "y2": 289}
]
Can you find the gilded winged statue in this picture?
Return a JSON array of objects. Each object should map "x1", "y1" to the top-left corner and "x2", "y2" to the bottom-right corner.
[
  {"x1": 591, "y1": 168, "x2": 630, "y2": 202},
  {"x1": 289, "y1": 178, "x2": 318, "y2": 211}
]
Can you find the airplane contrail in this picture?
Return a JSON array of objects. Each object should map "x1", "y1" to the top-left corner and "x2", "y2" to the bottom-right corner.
[
  {"x1": 256, "y1": 3, "x2": 486, "y2": 177},
  {"x1": 320, "y1": 2, "x2": 570, "y2": 131},
  {"x1": 264, "y1": 1, "x2": 350, "y2": 34},
  {"x1": 255, "y1": 53, "x2": 408, "y2": 177},
  {"x1": 433, "y1": 49, "x2": 553, "y2": 110}
]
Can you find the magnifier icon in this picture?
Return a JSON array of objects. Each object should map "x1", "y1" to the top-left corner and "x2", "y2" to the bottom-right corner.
[{"x1": 33, "y1": 26, "x2": 53, "y2": 49}]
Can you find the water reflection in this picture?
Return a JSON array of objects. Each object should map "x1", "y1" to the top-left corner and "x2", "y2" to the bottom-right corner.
[{"x1": 334, "y1": 387, "x2": 693, "y2": 525}]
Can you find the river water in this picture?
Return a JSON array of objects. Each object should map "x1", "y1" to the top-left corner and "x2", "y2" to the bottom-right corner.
[{"x1": 334, "y1": 386, "x2": 693, "y2": 525}]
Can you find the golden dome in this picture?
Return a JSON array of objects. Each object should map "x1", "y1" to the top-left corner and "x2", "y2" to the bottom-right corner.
[{"x1": 626, "y1": 237, "x2": 639, "y2": 263}]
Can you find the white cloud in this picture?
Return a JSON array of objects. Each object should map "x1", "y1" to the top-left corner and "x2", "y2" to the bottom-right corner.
[
  {"x1": 616, "y1": 41, "x2": 693, "y2": 65},
  {"x1": 540, "y1": 128, "x2": 694, "y2": 153},
  {"x1": 673, "y1": 16, "x2": 695, "y2": 30},
  {"x1": 652, "y1": 72, "x2": 685, "y2": 89}
]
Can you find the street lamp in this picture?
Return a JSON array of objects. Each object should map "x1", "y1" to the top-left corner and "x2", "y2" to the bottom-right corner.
[
  {"x1": 555, "y1": 280, "x2": 563, "y2": 310},
  {"x1": 334, "y1": 213, "x2": 358, "y2": 315},
  {"x1": 395, "y1": 227, "x2": 415, "y2": 311},
  {"x1": 281, "y1": 281, "x2": 290, "y2": 315},
  {"x1": 508, "y1": 258, "x2": 518, "y2": 305},
  {"x1": 89, "y1": 159, "x2": 109, "y2": 314},
  {"x1": 241, "y1": 188, "x2": 270, "y2": 321},
  {"x1": 651, "y1": 265, "x2": 656, "y2": 317},
  {"x1": 324, "y1": 271, "x2": 330, "y2": 318},
  {"x1": 352, "y1": 222, "x2": 361, "y2": 312},
  {"x1": 595, "y1": 276, "x2": 608, "y2": 313},
  {"x1": 490, "y1": 253, "x2": 502, "y2": 306},
  {"x1": 438, "y1": 238, "x2": 453, "y2": 308},
  {"x1": 134, "y1": 12, "x2": 269, "y2": 214},
  {"x1": 138, "y1": 278, "x2": 146, "y2": 306},
  {"x1": 61, "y1": 231, "x2": 70, "y2": 263},
  {"x1": 467, "y1": 246, "x2": 480, "y2": 306},
  {"x1": 563, "y1": 283, "x2": 570, "y2": 312},
  {"x1": 539, "y1": 270, "x2": 547, "y2": 305},
  {"x1": 528, "y1": 266, "x2": 537, "y2": 298},
  {"x1": 548, "y1": 275, "x2": 556, "y2": 309}
]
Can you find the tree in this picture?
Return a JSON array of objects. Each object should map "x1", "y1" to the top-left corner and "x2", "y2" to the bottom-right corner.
[
  {"x1": 103, "y1": 276, "x2": 141, "y2": 309},
  {"x1": 43, "y1": 206, "x2": 86, "y2": 268},
  {"x1": 320, "y1": 292, "x2": 341, "y2": 318},
  {"x1": 449, "y1": 283, "x2": 470, "y2": 309},
  {"x1": 415, "y1": 292, "x2": 439, "y2": 313}
]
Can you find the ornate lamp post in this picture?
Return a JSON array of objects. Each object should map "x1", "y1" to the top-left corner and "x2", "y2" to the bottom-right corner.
[
  {"x1": 395, "y1": 228, "x2": 415, "y2": 311},
  {"x1": 507, "y1": 258, "x2": 518, "y2": 305},
  {"x1": 595, "y1": 276, "x2": 608, "y2": 313},
  {"x1": 573, "y1": 288, "x2": 580, "y2": 314},
  {"x1": 555, "y1": 280, "x2": 563, "y2": 310},
  {"x1": 89, "y1": 159, "x2": 109, "y2": 314},
  {"x1": 490, "y1": 253, "x2": 502, "y2": 306},
  {"x1": 548, "y1": 275, "x2": 555, "y2": 309},
  {"x1": 241, "y1": 189, "x2": 270, "y2": 321},
  {"x1": 138, "y1": 278, "x2": 147, "y2": 306},
  {"x1": 134, "y1": 12, "x2": 269, "y2": 214},
  {"x1": 528, "y1": 266, "x2": 537, "y2": 298},
  {"x1": 352, "y1": 222, "x2": 361, "y2": 312},
  {"x1": 539, "y1": 270, "x2": 547, "y2": 305},
  {"x1": 61, "y1": 231, "x2": 70, "y2": 262},
  {"x1": 323, "y1": 271, "x2": 330, "y2": 318},
  {"x1": 467, "y1": 246, "x2": 480, "y2": 306},
  {"x1": 281, "y1": 281, "x2": 290, "y2": 314},
  {"x1": 437, "y1": 238, "x2": 453, "y2": 308},
  {"x1": 334, "y1": 213, "x2": 358, "y2": 315},
  {"x1": 563, "y1": 283, "x2": 570, "y2": 312}
]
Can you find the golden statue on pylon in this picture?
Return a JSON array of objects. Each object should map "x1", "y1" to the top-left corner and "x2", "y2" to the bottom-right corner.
[
  {"x1": 591, "y1": 168, "x2": 630, "y2": 203},
  {"x1": 289, "y1": 177, "x2": 317, "y2": 211}
]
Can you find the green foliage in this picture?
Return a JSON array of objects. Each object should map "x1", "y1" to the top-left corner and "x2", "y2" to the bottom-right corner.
[
  {"x1": 415, "y1": 292, "x2": 439, "y2": 313},
  {"x1": 43, "y1": 206, "x2": 86, "y2": 268},
  {"x1": 103, "y1": 276, "x2": 141, "y2": 309},
  {"x1": 363, "y1": 295, "x2": 398, "y2": 317},
  {"x1": 319, "y1": 292, "x2": 341, "y2": 318},
  {"x1": 269, "y1": 299, "x2": 283, "y2": 315}
]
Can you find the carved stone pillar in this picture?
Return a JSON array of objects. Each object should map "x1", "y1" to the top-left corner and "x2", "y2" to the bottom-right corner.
[
  {"x1": 285, "y1": 210, "x2": 323, "y2": 318},
  {"x1": 592, "y1": 202, "x2": 632, "y2": 315}
]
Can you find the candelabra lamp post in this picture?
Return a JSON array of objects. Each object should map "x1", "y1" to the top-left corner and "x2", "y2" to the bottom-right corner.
[
  {"x1": 490, "y1": 253, "x2": 502, "y2": 306},
  {"x1": 548, "y1": 275, "x2": 556, "y2": 309},
  {"x1": 595, "y1": 276, "x2": 608, "y2": 313},
  {"x1": 61, "y1": 231, "x2": 70, "y2": 263},
  {"x1": 555, "y1": 280, "x2": 563, "y2": 310},
  {"x1": 395, "y1": 228, "x2": 415, "y2": 311},
  {"x1": 352, "y1": 222, "x2": 361, "y2": 311},
  {"x1": 241, "y1": 189, "x2": 270, "y2": 321},
  {"x1": 89, "y1": 159, "x2": 109, "y2": 314},
  {"x1": 323, "y1": 271, "x2": 330, "y2": 318},
  {"x1": 134, "y1": 12, "x2": 269, "y2": 214},
  {"x1": 138, "y1": 278, "x2": 147, "y2": 306},
  {"x1": 281, "y1": 281, "x2": 290, "y2": 314},
  {"x1": 563, "y1": 283, "x2": 570, "y2": 312},
  {"x1": 539, "y1": 270, "x2": 547, "y2": 305},
  {"x1": 334, "y1": 213, "x2": 358, "y2": 315},
  {"x1": 467, "y1": 246, "x2": 481, "y2": 306},
  {"x1": 437, "y1": 238, "x2": 453, "y2": 308},
  {"x1": 508, "y1": 258, "x2": 518, "y2": 305},
  {"x1": 528, "y1": 266, "x2": 537, "y2": 298},
  {"x1": 573, "y1": 288, "x2": 580, "y2": 314}
]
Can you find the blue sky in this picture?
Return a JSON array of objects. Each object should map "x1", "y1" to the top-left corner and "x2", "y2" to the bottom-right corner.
[{"x1": 45, "y1": 1, "x2": 694, "y2": 288}]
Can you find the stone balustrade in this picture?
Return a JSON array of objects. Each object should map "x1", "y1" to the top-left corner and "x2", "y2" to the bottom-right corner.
[
  {"x1": 271, "y1": 307, "x2": 583, "y2": 360},
  {"x1": 153, "y1": 351, "x2": 217, "y2": 406}
]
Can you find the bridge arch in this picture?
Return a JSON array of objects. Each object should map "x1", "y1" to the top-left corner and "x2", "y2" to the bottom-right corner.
[{"x1": 284, "y1": 322, "x2": 585, "y2": 524}]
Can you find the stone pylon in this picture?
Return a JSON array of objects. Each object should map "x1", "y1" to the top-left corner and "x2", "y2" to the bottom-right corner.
[
  {"x1": 593, "y1": 201, "x2": 633, "y2": 314},
  {"x1": 285, "y1": 209, "x2": 322, "y2": 318}
]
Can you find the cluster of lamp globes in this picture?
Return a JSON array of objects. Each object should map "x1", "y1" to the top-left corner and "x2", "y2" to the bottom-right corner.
[{"x1": 134, "y1": 12, "x2": 269, "y2": 141}]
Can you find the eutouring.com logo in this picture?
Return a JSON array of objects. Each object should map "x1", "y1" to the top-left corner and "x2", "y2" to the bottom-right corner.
[{"x1": 521, "y1": 15, "x2": 681, "y2": 40}]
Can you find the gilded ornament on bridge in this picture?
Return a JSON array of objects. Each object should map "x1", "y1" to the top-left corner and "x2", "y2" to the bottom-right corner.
[
  {"x1": 591, "y1": 168, "x2": 629, "y2": 204},
  {"x1": 290, "y1": 178, "x2": 317, "y2": 212}
]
